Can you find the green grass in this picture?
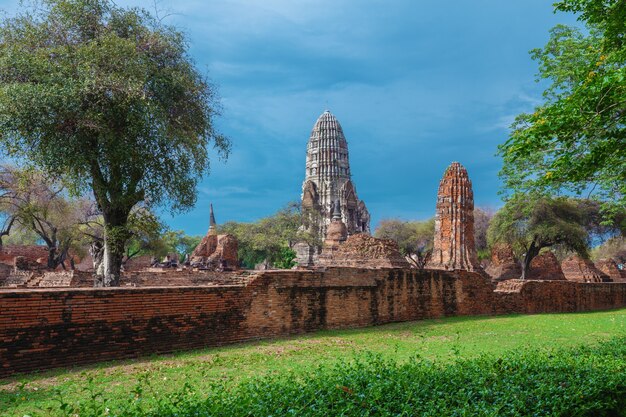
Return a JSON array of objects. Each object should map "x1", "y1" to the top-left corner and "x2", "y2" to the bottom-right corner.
[{"x1": 2, "y1": 309, "x2": 626, "y2": 416}]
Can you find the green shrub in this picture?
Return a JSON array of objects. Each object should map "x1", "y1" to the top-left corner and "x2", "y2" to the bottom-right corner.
[{"x1": 51, "y1": 336, "x2": 626, "y2": 417}]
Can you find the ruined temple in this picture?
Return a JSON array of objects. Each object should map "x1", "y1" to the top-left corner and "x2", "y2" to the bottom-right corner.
[
  {"x1": 427, "y1": 162, "x2": 481, "y2": 272},
  {"x1": 317, "y1": 233, "x2": 410, "y2": 269},
  {"x1": 300, "y1": 110, "x2": 370, "y2": 238},
  {"x1": 485, "y1": 243, "x2": 522, "y2": 281}
]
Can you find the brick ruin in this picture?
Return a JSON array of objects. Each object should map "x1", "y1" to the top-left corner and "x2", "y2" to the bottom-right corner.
[
  {"x1": 596, "y1": 258, "x2": 626, "y2": 282},
  {"x1": 527, "y1": 252, "x2": 567, "y2": 281},
  {"x1": 318, "y1": 233, "x2": 410, "y2": 268},
  {"x1": 484, "y1": 243, "x2": 521, "y2": 281},
  {"x1": 188, "y1": 204, "x2": 239, "y2": 270},
  {"x1": 427, "y1": 162, "x2": 482, "y2": 272},
  {"x1": 0, "y1": 204, "x2": 241, "y2": 288},
  {"x1": 561, "y1": 255, "x2": 610, "y2": 283}
]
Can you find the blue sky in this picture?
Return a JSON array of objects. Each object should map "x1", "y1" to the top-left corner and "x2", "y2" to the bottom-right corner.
[{"x1": 0, "y1": 0, "x2": 580, "y2": 236}]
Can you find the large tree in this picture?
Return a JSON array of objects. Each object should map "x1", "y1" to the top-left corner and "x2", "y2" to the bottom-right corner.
[
  {"x1": 0, "y1": 0, "x2": 229, "y2": 285},
  {"x1": 498, "y1": 0, "x2": 625, "y2": 219},
  {"x1": 487, "y1": 195, "x2": 589, "y2": 279}
]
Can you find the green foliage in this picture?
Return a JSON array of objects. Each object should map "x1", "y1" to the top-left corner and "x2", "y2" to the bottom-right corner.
[
  {"x1": 161, "y1": 230, "x2": 202, "y2": 261},
  {"x1": 123, "y1": 209, "x2": 168, "y2": 260},
  {"x1": 498, "y1": 1, "x2": 626, "y2": 219},
  {"x1": 37, "y1": 337, "x2": 626, "y2": 416},
  {"x1": 219, "y1": 202, "x2": 319, "y2": 269},
  {"x1": 591, "y1": 236, "x2": 626, "y2": 262},
  {"x1": 271, "y1": 247, "x2": 297, "y2": 269},
  {"x1": 374, "y1": 218, "x2": 434, "y2": 255},
  {"x1": 554, "y1": 0, "x2": 626, "y2": 49},
  {"x1": 0, "y1": 0, "x2": 229, "y2": 283}
]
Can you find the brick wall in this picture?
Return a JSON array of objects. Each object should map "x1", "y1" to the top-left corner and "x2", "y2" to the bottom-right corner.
[{"x1": 2, "y1": 268, "x2": 626, "y2": 378}]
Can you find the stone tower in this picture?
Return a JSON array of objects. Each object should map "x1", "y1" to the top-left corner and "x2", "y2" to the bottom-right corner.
[
  {"x1": 300, "y1": 110, "x2": 370, "y2": 238},
  {"x1": 427, "y1": 162, "x2": 481, "y2": 272}
]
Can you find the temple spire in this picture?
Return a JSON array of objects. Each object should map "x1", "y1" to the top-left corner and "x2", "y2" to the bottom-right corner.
[
  {"x1": 300, "y1": 110, "x2": 370, "y2": 238},
  {"x1": 208, "y1": 203, "x2": 217, "y2": 235}
]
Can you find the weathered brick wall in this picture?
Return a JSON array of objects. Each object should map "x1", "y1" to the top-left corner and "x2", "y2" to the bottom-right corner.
[
  {"x1": 494, "y1": 279, "x2": 626, "y2": 314},
  {"x1": 2, "y1": 268, "x2": 626, "y2": 378}
]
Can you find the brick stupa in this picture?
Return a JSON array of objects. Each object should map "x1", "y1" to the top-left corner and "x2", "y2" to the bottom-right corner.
[
  {"x1": 485, "y1": 243, "x2": 522, "y2": 281},
  {"x1": 427, "y1": 162, "x2": 481, "y2": 272},
  {"x1": 595, "y1": 258, "x2": 626, "y2": 282},
  {"x1": 190, "y1": 204, "x2": 238, "y2": 270},
  {"x1": 561, "y1": 255, "x2": 610, "y2": 283}
]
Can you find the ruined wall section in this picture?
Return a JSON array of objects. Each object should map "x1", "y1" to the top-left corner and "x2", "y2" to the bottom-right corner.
[{"x1": 2, "y1": 269, "x2": 626, "y2": 378}]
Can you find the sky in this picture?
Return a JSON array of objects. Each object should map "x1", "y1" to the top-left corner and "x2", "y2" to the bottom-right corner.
[{"x1": 0, "y1": 0, "x2": 581, "y2": 236}]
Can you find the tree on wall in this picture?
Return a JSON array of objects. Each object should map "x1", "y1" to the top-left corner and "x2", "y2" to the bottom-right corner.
[
  {"x1": 498, "y1": 0, "x2": 625, "y2": 220},
  {"x1": 0, "y1": 0, "x2": 229, "y2": 285},
  {"x1": 487, "y1": 195, "x2": 589, "y2": 279},
  {"x1": 374, "y1": 218, "x2": 435, "y2": 269}
]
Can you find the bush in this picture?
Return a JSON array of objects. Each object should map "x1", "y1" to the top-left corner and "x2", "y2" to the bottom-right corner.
[{"x1": 57, "y1": 337, "x2": 626, "y2": 416}]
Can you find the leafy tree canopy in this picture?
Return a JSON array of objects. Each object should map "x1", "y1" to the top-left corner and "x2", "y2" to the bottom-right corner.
[{"x1": 499, "y1": 0, "x2": 625, "y2": 219}]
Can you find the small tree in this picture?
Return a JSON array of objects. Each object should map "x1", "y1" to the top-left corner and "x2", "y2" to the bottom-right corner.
[
  {"x1": 591, "y1": 236, "x2": 626, "y2": 264},
  {"x1": 161, "y1": 230, "x2": 202, "y2": 262},
  {"x1": 374, "y1": 218, "x2": 435, "y2": 269},
  {"x1": 0, "y1": 0, "x2": 228, "y2": 285},
  {"x1": 219, "y1": 203, "x2": 319, "y2": 269},
  {"x1": 488, "y1": 195, "x2": 589, "y2": 279},
  {"x1": 474, "y1": 207, "x2": 495, "y2": 260}
]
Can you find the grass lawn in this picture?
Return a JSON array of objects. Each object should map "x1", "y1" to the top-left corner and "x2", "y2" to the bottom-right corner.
[{"x1": 1, "y1": 309, "x2": 626, "y2": 416}]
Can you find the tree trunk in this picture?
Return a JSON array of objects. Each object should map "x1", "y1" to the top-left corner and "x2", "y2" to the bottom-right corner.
[
  {"x1": 95, "y1": 215, "x2": 130, "y2": 287},
  {"x1": 520, "y1": 240, "x2": 540, "y2": 280},
  {"x1": 90, "y1": 240, "x2": 104, "y2": 275},
  {"x1": 47, "y1": 246, "x2": 57, "y2": 270}
]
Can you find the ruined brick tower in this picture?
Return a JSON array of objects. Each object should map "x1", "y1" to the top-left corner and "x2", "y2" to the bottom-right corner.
[
  {"x1": 427, "y1": 162, "x2": 481, "y2": 272},
  {"x1": 300, "y1": 110, "x2": 370, "y2": 238}
]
